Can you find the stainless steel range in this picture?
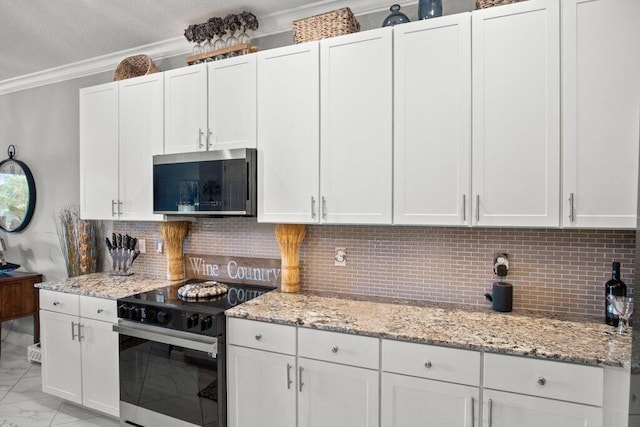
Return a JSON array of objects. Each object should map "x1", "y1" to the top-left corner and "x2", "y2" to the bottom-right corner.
[{"x1": 114, "y1": 280, "x2": 274, "y2": 427}]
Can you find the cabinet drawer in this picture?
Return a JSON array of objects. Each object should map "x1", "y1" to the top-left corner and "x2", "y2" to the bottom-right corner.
[
  {"x1": 382, "y1": 340, "x2": 480, "y2": 386},
  {"x1": 80, "y1": 296, "x2": 117, "y2": 323},
  {"x1": 298, "y1": 328, "x2": 379, "y2": 369},
  {"x1": 227, "y1": 318, "x2": 296, "y2": 355},
  {"x1": 40, "y1": 290, "x2": 79, "y2": 316},
  {"x1": 484, "y1": 353, "x2": 603, "y2": 406}
]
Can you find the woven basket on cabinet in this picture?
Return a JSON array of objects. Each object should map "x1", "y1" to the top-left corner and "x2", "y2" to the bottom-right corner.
[
  {"x1": 476, "y1": 0, "x2": 527, "y2": 8},
  {"x1": 113, "y1": 54, "x2": 160, "y2": 81},
  {"x1": 292, "y1": 7, "x2": 360, "y2": 44}
]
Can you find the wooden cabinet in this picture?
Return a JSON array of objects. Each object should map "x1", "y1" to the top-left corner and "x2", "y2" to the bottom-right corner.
[
  {"x1": 0, "y1": 272, "x2": 41, "y2": 348},
  {"x1": 561, "y1": 0, "x2": 640, "y2": 228},
  {"x1": 80, "y1": 73, "x2": 163, "y2": 221},
  {"x1": 483, "y1": 352, "x2": 603, "y2": 427},
  {"x1": 320, "y1": 28, "x2": 393, "y2": 224},
  {"x1": 227, "y1": 318, "x2": 296, "y2": 427},
  {"x1": 393, "y1": 13, "x2": 472, "y2": 226},
  {"x1": 471, "y1": 0, "x2": 560, "y2": 227},
  {"x1": 165, "y1": 57, "x2": 257, "y2": 155},
  {"x1": 257, "y1": 42, "x2": 320, "y2": 223},
  {"x1": 40, "y1": 291, "x2": 119, "y2": 417}
]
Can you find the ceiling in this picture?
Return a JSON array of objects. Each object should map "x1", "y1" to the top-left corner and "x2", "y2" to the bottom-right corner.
[{"x1": 0, "y1": 0, "x2": 398, "y2": 87}]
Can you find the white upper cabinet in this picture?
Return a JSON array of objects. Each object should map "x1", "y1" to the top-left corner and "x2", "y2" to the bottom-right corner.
[
  {"x1": 208, "y1": 54, "x2": 257, "y2": 150},
  {"x1": 472, "y1": 0, "x2": 560, "y2": 227},
  {"x1": 320, "y1": 27, "x2": 393, "y2": 224},
  {"x1": 79, "y1": 82, "x2": 119, "y2": 220},
  {"x1": 393, "y1": 14, "x2": 472, "y2": 226},
  {"x1": 164, "y1": 63, "x2": 208, "y2": 154},
  {"x1": 257, "y1": 42, "x2": 320, "y2": 223},
  {"x1": 118, "y1": 73, "x2": 164, "y2": 221},
  {"x1": 562, "y1": 0, "x2": 640, "y2": 228}
]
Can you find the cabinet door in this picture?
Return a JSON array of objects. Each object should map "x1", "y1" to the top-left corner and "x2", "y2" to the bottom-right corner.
[
  {"x1": 298, "y1": 357, "x2": 379, "y2": 427},
  {"x1": 79, "y1": 82, "x2": 118, "y2": 220},
  {"x1": 472, "y1": 0, "x2": 560, "y2": 227},
  {"x1": 320, "y1": 28, "x2": 393, "y2": 224},
  {"x1": 80, "y1": 317, "x2": 120, "y2": 417},
  {"x1": 257, "y1": 42, "x2": 320, "y2": 223},
  {"x1": 484, "y1": 390, "x2": 602, "y2": 427},
  {"x1": 119, "y1": 73, "x2": 164, "y2": 221},
  {"x1": 227, "y1": 345, "x2": 296, "y2": 427},
  {"x1": 381, "y1": 373, "x2": 477, "y2": 427},
  {"x1": 562, "y1": 0, "x2": 640, "y2": 228},
  {"x1": 164, "y1": 63, "x2": 208, "y2": 154},
  {"x1": 394, "y1": 14, "x2": 472, "y2": 226},
  {"x1": 40, "y1": 310, "x2": 82, "y2": 404},
  {"x1": 208, "y1": 55, "x2": 257, "y2": 150}
]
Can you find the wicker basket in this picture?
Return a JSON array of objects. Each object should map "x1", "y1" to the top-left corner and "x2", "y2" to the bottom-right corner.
[
  {"x1": 113, "y1": 54, "x2": 160, "y2": 81},
  {"x1": 292, "y1": 7, "x2": 360, "y2": 44},
  {"x1": 476, "y1": 0, "x2": 527, "y2": 8}
]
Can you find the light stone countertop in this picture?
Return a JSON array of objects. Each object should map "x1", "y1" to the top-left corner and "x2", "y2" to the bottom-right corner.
[
  {"x1": 225, "y1": 290, "x2": 632, "y2": 368},
  {"x1": 35, "y1": 272, "x2": 183, "y2": 300}
]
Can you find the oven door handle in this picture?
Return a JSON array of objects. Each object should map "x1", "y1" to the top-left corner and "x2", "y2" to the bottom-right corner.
[{"x1": 113, "y1": 320, "x2": 218, "y2": 355}]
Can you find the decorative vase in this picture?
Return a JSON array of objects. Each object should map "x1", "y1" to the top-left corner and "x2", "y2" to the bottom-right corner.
[
  {"x1": 238, "y1": 28, "x2": 251, "y2": 45},
  {"x1": 383, "y1": 4, "x2": 411, "y2": 27},
  {"x1": 213, "y1": 34, "x2": 226, "y2": 50},
  {"x1": 203, "y1": 39, "x2": 215, "y2": 52},
  {"x1": 192, "y1": 42, "x2": 204, "y2": 56},
  {"x1": 226, "y1": 32, "x2": 239, "y2": 51},
  {"x1": 418, "y1": 0, "x2": 443, "y2": 19}
]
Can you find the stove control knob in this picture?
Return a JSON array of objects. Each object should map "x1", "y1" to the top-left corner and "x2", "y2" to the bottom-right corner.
[
  {"x1": 187, "y1": 314, "x2": 199, "y2": 329},
  {"x1": 142, "y1": 307, "x2": 156, "y2": 323},
  {"x1": 200, "y1": 316, "x2": 213, "y2": 331},
  {"x1": 157, "y1": 311, "x2": 170, "y2": 324},
  {"x1": 129, "y1": 306, "x2": 141, "y2": 321},
  {"x1": 117, "y1": 304, "x2": 129, "y2": 318}
]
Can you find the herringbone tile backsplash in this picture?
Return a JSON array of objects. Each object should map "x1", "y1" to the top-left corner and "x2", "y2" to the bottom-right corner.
[{"x1": 115, "y1": 219, "x2": 635, "y2": 317}]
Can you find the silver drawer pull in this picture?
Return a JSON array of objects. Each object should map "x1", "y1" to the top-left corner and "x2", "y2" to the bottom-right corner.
[
  {"x1": 425, "y1": 360, "x2": 432, "y2": 368},
  {"x1": 255, "y1": 334, "x2": 262, "y2": 341},
  {"x1": 53, "y1": 301, "x2": 60, "y2": 306},
  {"x1": 537, "y1": 377, "x2": 546, "y2": 386},
  {"x1": 331, "y1": 346, "x2": 339, "y2": 353},
  {"x1": 97, "y1": 308, "x2": 104, "y2": 314}
]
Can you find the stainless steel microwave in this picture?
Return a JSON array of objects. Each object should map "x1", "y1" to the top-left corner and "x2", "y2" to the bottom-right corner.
[{"x1": 153, "y1": 148, "x2": 256, "y2": 216}]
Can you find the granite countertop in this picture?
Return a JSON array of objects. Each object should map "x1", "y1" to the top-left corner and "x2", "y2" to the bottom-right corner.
[
  {"x1": 226, "y1": 291, "x2": 632, "y2": 368},
  {"x1": 35, "y1": 272, "x2": 183, "y2": 299}
]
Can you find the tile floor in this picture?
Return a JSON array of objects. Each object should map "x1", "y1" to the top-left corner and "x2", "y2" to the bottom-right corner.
[{"x1": 0, "y1": 341, "x2": 119, "y2": 427}]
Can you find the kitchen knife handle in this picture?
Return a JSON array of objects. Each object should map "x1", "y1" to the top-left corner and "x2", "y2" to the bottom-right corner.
[
  {"x1": 462, "y1": 194, "x2": 466, "y2": 222},
  {"x1": 71, "y1": 321, "x2": 78, "y2": 341},
  {"x1": 475, "y1": 195, "x2": 480, "y2": 223},
  {"x1": 487, "y1": 398, "x2": 493, "y2": 427},
  {"x1": 198, "y1": 128, "x2": 205, "y2": 149},
  {"x1": 287, "y1": 363, "x2": 292, "y2": 389},
  {"x1": 299, "y1": 366, "x2": 304, "y2": 392},
  {"x1": 311, "y1": 197, "x2": 316, "y2": 219},
  {"x1": 569, "y1": 192, "x2": 575, "y2": 222},
  {"x1": 111, "y1": 200, "x2": 117, "y2": 217}
]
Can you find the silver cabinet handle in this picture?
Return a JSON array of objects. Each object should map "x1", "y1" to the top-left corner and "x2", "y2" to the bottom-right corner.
[
  {"x1": 299, "y1": 366, "x2": 304, "y2": 392},
  {"x1": 471, "y1": 396, "x2": 475, "y2": 427},
  {"x1": 311, "y1": 197, "x2": 316, "y2": 219},
  {"x1": 71, "y1": 321, "x2": 78, "y2": 341},
  {"x1": 488, "y1": 398, "x2": 493, "y2": 427},
  {"x1": 475, "y1": 195, "x2": 480, "y2": 223},
  {"x1": 321, "y1": 196, "x2": 327, "y2": 219},
  {"x1": 331, "y1": 346, "x2": 339, "y2": 353},
  {"x1": 569, "y1": 192, "x2": 575, "y2": 222},
  {"x1": 537, "y1": 376, "x2": 546, "y2": 386},
  {"x1": 53, "y1": 301, "x2": 60, "y2": 306},
  {"x1": 117, "y1": 200, "x2": 123, "y2": 216},
  {"x1": 97, "y1": 308, "x2": 104, "y2": 314},
  {"x1": 424, "y1": 360, "x2": 432, "y2": 368},
  {"x1": 78, "y1": 323, "x2": 84, "y2": 342},
  {"x1": 255, "y1": 334, "x2": 262, "y2": 341},
  {"x1": 462, "y1": 194, "x2": 466, "y2": 222},
  {"x1": 111, "y1": 200, "x2": 117, "y2": 217},
  {"x1": 198, "y1": 128, "x2": 205, "y2": 148},
  {"x1": 287, "y1": 363, "x2": 292, "y2": 389},
  {"x1": 207, "y1": 129, "x2": 213, "y2": 150}
]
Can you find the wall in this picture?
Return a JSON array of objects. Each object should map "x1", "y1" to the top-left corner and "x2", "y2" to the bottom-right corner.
[{"x1": 115, "y1": 219, "x2": 635, "y2": 318}]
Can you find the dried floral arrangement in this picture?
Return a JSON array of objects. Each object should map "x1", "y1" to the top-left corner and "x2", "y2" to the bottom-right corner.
[
  {"x1": 53, "y1": 206, "x2": 103, "y2": 278},
  {"x1": 184, "y1": 11, "x2": 258, "y2": 44}
]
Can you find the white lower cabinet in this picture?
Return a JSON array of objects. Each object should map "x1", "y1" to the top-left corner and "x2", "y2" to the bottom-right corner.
[{"x1": 40, "y1": 290, "x2": 119, "y2": 417}]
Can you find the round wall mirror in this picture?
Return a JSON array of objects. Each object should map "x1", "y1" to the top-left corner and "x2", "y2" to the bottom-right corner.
[{"x1": 0, "y1": 145, "x2": 36, "y2": 232}]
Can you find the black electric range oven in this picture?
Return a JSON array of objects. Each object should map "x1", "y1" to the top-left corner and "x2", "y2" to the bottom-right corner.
[{"x1": 114, "y1": 281, "x2": 273, "y2": 427}]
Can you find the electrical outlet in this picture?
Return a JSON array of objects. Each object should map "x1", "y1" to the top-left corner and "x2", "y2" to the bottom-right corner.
[
  {"x1": 156, "y1": 239, "x2": 164, "y2": 254},
  {"x1": 493, "y1": 252, "x2": 509, "y2": 277},
  {"x1": 335, "y1": 248, "x2": 347, "y2": 266},
  {"x1": 138, "y1": 239, "x2": 146, "y2": 253}
]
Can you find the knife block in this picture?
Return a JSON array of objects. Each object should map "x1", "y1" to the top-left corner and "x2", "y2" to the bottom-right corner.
[{"x1": 160, "y1": 221, "x2": 190, "y2": 280}]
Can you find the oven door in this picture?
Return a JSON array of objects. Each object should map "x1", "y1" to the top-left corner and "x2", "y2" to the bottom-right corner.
[{"x1": 114, "y1": 320, "x2": 226, "y2": 427}]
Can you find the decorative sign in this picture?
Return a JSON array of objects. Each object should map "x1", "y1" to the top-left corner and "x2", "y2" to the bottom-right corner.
[{"x1": 184, "y1": 254, "x2": 281, "y2": 288}]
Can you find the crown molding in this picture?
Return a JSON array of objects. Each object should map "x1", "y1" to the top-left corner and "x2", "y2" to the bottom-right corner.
[{"x1": 0, "y1": 0, "x2": 409, "y2": 96}]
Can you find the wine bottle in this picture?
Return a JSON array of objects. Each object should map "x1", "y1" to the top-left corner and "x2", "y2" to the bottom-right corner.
[{"x1": 605, "y1": 261, "x2": 627, "y2": 326}]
